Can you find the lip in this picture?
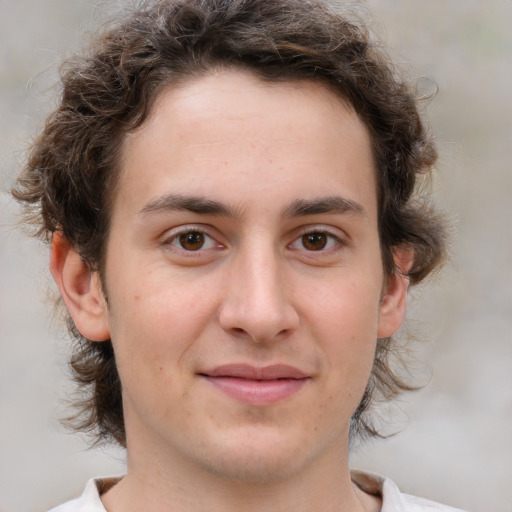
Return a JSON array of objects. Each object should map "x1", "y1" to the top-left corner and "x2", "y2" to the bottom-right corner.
[{"x1": 199, "y1": 364, "x2": 310, "y2": 404}]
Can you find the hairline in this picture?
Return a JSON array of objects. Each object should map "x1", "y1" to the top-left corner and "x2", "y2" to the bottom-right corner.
[{"x1": 98, "y1": 65, "x2": 385, "y2": 278}]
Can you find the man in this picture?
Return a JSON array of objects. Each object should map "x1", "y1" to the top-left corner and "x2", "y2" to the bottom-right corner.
[{"x1": 13, "y1": 0, "x2": 463, "y2": 510}]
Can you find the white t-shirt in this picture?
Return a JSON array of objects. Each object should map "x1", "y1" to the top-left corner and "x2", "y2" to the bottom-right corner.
[{"x1": 48, "y1": 471, "x2": 467, "y2": 512}]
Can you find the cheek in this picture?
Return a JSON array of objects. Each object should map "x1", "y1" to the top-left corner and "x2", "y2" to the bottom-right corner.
[
  {"x1": 105, "y1": 269, "x2": 217, "y2": 381},
  {"x1": 105, "y1": 286, "x2": 209, "y2": 424},
  {"x1": 303, "y1": 273, "x2": 381, "y2": 389},
  {"x1": 307, "y1": 273, "x2": 382, "y2": 340}
]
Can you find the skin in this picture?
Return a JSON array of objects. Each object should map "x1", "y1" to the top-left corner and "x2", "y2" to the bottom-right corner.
[{"x1": 51, "y1": 70, "x2": 410, "y2": 512}]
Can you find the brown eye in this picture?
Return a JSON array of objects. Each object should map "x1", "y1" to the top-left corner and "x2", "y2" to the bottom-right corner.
[
  {"x1": 178, "y1": 231, "x2": 206, "y2": 251},
  {"x1": 167, "y1": 228, "x2": 222, "y2": 257},
  {"x1": 301, "y1": 232, "x2": 328, "y2": 251}
]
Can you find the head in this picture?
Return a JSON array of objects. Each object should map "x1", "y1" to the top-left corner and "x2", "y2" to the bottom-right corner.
[{"x1": 14, "y1": 0, "x2": 447, "y2": 448}]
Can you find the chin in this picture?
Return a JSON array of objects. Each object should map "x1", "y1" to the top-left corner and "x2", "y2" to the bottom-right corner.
[
  {"x1": 199, "y1": 451, "x2": 306, "y2": 485},
  {"x1": 192, "y1": 425, "x2": 330, "y2": 485}
]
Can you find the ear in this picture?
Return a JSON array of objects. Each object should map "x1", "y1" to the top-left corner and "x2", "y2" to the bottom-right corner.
[
  {"x1": 50, "y1": 232, "x2": 110, "y2": 342},
  {"x1": 377, "y1": 247, "x2": 413, "y2": 338}
]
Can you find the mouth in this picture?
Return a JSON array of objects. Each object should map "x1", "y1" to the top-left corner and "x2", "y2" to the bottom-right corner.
[{"x1": 199, "y1": 364, "x2": 310, "y2": 404}]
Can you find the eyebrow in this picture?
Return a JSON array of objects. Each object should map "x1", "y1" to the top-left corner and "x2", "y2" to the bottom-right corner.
[
  {"x1": 139, "y1": 193, "x2": 366, "y2": 219},
  {"x1": 281, "y1": 196, "x2": 367, "y2": 219},
  {"x1": 139, "y1": 194, "x2": 240, "y2": 217}
]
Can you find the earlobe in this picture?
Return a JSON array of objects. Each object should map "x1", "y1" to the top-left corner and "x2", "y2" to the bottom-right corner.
[
  {"x1": 50, "y1": 232, "x2": 110, "y2": 342},
  {"x1": 377, "y1": 247, "x2": 413, "y2": 338}
]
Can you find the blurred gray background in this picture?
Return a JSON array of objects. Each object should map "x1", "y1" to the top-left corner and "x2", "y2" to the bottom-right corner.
[{"x1": 1, "y1": 1, "x2": 511, "y2": 511}]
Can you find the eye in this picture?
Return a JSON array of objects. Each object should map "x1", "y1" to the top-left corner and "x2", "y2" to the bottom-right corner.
[
  {"x1": 290, "y1": 230, "x2": 342, "y2": 252},
  {"x1": 168, "y1": 230, "x2": 219, "y2": 251}
]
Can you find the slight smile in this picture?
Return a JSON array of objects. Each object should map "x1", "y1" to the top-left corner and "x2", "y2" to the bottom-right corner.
[{"x1": 199, "y1": 364, "x2": 310, "y2": 404}]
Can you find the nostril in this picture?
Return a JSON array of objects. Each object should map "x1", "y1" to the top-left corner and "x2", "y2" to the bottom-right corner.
[{"x1": 218, "y1": 290, "x2": 300, "y2": 342}]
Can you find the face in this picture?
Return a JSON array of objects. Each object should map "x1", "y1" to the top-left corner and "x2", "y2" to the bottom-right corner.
[{"x1": 68, "y1": 70, "x2": 408, "y2": 483}]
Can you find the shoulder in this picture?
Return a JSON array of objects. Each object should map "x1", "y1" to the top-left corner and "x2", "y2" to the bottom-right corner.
[
  {"x1": 351, "y1": 470, "x2": 467, "y2": 512},
  {"x1": 47, "y1": 477, "x2": 121, "y2": 512}
]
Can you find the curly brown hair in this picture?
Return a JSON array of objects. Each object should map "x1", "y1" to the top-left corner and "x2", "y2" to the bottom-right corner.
[{"x1": 13, "y1": 0, "x2": 447, "y2": 446}]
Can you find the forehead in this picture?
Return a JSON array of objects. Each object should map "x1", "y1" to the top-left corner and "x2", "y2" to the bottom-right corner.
[
  {"x1": 136, "y1": 71, "x2": 364, "y2": 149},
  {"x1": 116, "y1": 70, "x2": 376, "y2": 220}
]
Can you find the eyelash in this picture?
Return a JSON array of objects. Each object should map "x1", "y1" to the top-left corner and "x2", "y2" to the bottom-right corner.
[
  {"x1": 288, "y1": 229, "x2": 343, "y2": 252},
  {"x1": 162, "y1": 226, "x2": 345, "y2": 257},
  {"x1": 163, "y1": 227, "x2": 222, "y2": 254}
]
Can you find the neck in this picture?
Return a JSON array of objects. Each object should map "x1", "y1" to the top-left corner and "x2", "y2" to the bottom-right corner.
[{"x1": 101, "y1": 437, "x2": 376, "y2": 512}]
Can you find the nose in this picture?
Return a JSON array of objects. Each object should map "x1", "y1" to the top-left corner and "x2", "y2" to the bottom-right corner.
[{"x1": 218, "y1": 244, "x2": 299, "y2": 343}]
